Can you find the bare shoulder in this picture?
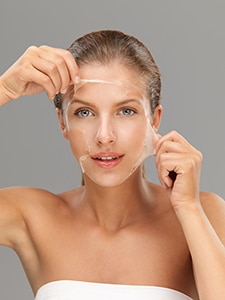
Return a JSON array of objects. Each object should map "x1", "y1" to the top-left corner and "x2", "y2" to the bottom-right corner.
[
  {"x1": 0, "y1": 185, "x2": 59, "y2": 205},
  {"x1": 0, "y1": 185, "x2": 75, "y2": 223},
  {"x1": 10, "y1": 185, "x2": 84, "y2": 209},
  {"x1": 200, "y1": 191, "x2": 225, "y2": 215},
  {"x1": 200, "y1": 191, "x2": 225, "y2": 241},
  {"x1": 17, "y1": 186, "x2": 85, "y2": 217}
]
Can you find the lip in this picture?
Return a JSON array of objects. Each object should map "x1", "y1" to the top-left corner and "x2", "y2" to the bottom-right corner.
[{"x1": 91, "y1": 152, "x2": 124, "y2": 169}]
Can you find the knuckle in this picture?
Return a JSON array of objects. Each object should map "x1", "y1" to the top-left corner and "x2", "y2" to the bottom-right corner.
[
  {"x1": 48, "y1": 62, "x2": 58, "y2": 74},
  {"x1": 24, "y1": 45, "x2": 38, "y2": 57},
  {"x1": 55, "y1": 56, "x2": 65, "y2": 68},
  {"x1": 39, "y1": 45, "x2": 49, "y2": 51},
  {"x1": 169, "y1": 130, "x2": 178, "y2": 138},
  {"x1": 26, "y1": 45, "x2": 38, "y2": 52},
  {"x1": 193, "y1": 149, "x2": 203, "y2": 163},
  {"x1": 186, "y1": 156, "x2": 199, "y2": 171}
]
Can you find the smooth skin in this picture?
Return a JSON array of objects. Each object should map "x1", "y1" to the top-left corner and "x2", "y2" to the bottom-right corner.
[{"x1": 1, "y1": 46, "x2": 225, "y2": 300}]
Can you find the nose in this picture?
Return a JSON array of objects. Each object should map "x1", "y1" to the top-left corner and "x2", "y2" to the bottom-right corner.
[{"x1": 95, "y1": 117, "x2": 116, "y2": 145}]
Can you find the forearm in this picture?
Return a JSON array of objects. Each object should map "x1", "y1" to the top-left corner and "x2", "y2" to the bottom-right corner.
[
  {"x1": 176, "y1": 202, "x2": 225, "y2": 300},
  {"x1": 0, "y1": 76, "x2": 13, "y2": 106}
]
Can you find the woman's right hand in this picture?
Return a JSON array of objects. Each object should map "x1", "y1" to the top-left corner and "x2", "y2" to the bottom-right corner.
[{"x1": 0, "y1": 45, "x2": 80, "y2": 105}]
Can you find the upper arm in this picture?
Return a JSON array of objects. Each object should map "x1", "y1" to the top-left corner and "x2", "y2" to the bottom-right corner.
[{"x1": 0, "y1": 186, "x2": 31, "y2": 248}]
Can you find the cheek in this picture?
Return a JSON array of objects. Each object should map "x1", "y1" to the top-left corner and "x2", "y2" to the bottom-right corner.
[
  {"x1": 68, "y1": 129, "x2": 89, "y2": 159},
  {"x1": 121, "y1": 121, "x2": 147, "y2": 146}
]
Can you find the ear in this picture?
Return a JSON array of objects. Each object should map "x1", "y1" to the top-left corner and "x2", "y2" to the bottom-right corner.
[
  {"x1": 151, "y1": 105, "x2": 163, "y2": 132},
  {"x1": 56, "y1": 108, "x2": 69, "y2": 140}
]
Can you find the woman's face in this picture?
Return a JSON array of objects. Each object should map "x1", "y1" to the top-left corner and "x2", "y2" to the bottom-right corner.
[{"x1": 60, "y1": 62, "x2": 158, "y2": 187}]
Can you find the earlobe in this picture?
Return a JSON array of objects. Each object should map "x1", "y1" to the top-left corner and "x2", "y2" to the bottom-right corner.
[
  {"x1": 62, "y1": 127, "x2": 69, "y2": 140},
  {"x1": 151, "y1": 105, "x2": 163, "y2": 132},
  {"x1": 56, "y1": 108, "x2": 69, "y2": 140}
]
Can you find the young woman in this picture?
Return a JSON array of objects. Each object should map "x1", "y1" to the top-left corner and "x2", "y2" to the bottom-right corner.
[{"x1": 0, "y1": 30, "x2": 225, "y2": 300}]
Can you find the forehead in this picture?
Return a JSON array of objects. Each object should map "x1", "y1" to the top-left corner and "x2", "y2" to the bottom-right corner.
[
  {"x1": 71, "y1": 63, "x2": 148, "y2": 104},
  {"x1": 73, "y1": 81, "x2": 144, "y2": 103},
  {"x1": 79, "y1": 62, "x2": 145, "y2": 93}
]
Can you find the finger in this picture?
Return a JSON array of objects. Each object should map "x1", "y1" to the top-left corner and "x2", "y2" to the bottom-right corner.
[
  {"x1": 154, "y1": 131, "x2": 189, "y2": 154},
  {"x1": 22, "y1": 66, "x2": 56, "y2": 99},
  {"x1": 154, "y1": 140, "x2": 188, "y2": 168},
  {"x1": 31, "y1": 70, "x2": 58, "y2": 99},
  {"x1": 156, "y1": 154, "x2": 184, "y2": 188},
  {"x1": 156, "y1": 150, "x2": 202, "y2": 190},
  {"x1": 56, "y1": 48, "x2": 80, "y2": 84},
  {"x1": 39, "y1": 46, "x2": 80, "y2": 90},
  {"x1": 37, "y1": 47, "x2": 70, "y2": 93},
  {"x1": 20, "y1": 46, "x2": 62, "y2": 97}
]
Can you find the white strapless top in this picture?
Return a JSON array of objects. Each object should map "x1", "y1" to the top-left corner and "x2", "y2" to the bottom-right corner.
[{"x1": 34, "y1": 280, "x2": 193, "y2": 300}]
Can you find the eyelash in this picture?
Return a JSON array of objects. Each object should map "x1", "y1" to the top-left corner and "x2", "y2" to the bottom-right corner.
[
  {"x1": 74, "y1": 107, "x2": 137, "y2": 118},
  {"x1": 118, "y1": 108, "x2": 136, "y2": 116},
  {"x1": 74, "y1": 108, "x2": 94, "y2": 118}
]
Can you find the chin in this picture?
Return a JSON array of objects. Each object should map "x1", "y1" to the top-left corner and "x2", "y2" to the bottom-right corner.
[{"x1": 84, "y1": 172, "x2": 132, "y2": 187}]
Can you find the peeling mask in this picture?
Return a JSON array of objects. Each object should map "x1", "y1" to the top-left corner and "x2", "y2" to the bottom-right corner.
[{"x1": 63, "y1": 79, "x2": 158, "y2": 186}]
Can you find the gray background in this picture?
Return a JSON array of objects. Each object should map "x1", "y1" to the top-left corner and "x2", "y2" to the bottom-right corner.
[{"x1": 0, "y1": 0, "x2": 225, "y2": 299}]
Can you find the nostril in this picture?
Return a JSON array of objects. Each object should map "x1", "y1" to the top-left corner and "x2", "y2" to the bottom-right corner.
[{"x1": 97, "y1": 136, "x2": 115, "y2": 145}]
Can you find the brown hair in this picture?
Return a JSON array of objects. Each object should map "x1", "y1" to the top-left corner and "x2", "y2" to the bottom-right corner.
[{"x1": 54, "y1": 30, "x2": 161, "y2": 114}]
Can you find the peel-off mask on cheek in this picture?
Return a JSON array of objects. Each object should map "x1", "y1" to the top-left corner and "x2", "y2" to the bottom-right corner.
[{"x1": 64, "y1": 79, "x2": 158, "y2": 186}]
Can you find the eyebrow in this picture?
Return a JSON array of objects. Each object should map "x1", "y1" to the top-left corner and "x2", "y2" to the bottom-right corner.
[
  {"x1": 70, "y1": 98, "x2": 142, "y2": 107},
  {"x1": 70, "y1": 99, "x2": 95, "y2": 107},
  {"x1": 115, "y1": 99, "x2": 143, "y2": 107}
]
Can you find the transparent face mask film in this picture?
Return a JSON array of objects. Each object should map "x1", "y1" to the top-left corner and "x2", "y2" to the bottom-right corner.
[{"x1": 63, "y1": 79, "x2": 158, "y2": 186}]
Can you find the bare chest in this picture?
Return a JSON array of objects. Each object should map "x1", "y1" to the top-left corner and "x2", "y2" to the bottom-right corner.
[{"x1": 32, "y1": 216, "x2": 195, "y2": 296}]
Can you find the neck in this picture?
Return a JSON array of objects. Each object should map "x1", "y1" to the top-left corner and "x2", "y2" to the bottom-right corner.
[{"x1": 81, "y1": 169, "x2": 153, "y2": 232}]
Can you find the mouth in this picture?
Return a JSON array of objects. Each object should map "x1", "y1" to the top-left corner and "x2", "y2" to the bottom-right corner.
[
  {"x1": 94, "y1": 155, "x2": 122, "y2": 161},
  {"x1": 91, "y1": 153, "x2": 124, "y2": 168}
]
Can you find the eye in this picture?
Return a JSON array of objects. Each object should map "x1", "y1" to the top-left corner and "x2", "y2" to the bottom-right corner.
[
  {"x1": 75, "y1": 108, "x2": 94, "y2": 118},
  {"x1": 118, "y1": 108, "x2": 136, "y2": 116}
]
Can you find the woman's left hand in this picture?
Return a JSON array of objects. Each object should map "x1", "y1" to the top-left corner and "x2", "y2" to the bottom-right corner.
[{"x1": 154, "y1": 131, "x2": 203, "y2": 210}]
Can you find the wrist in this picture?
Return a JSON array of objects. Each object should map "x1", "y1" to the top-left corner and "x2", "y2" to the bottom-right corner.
[{"x1": 173, "y1": 199, "x2": 203, "y2": 222}]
